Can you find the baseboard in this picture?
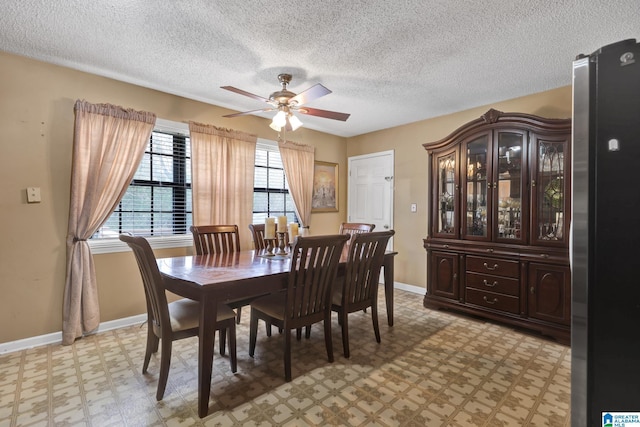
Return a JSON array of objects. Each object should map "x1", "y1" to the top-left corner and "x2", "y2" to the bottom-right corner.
[
  {"x1": 1, "y1": 283, "x2": 425, "y2": 355},
  {"x1": 0, "y1": 313, "x2": 147, "y2": 355},
  {"x1": 394, "y1": 282, "x2": 424, "y2": 295}
]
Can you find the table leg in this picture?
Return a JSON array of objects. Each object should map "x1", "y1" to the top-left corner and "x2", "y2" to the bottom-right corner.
[
  {"x1": 198, "y1": 297, "x2": 217, "y2": 418},
  {"x1": 383, "y1": 254, "x2": 395, "y2": 326}
]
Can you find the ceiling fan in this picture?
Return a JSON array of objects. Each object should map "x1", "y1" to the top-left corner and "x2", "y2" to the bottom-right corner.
[{"x1": 221, "y1": 73, "x2": 350, "y2": 131}]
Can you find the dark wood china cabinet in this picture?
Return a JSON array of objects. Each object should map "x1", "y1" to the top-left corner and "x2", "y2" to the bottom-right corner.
[{"x1": 423, "y1": 109, "x2": 571, "y2": 343}]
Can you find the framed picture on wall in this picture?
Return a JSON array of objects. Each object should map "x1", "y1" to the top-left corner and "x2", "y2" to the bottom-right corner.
[{"x1": 312, "y1": 161, "x2": 338, "y2": 212}]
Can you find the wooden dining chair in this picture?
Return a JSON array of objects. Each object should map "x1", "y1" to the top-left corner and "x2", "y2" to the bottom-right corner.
[
  {"x1": 331, "y1": 230, "x2": 395, "y2": 358},
  {"x1": 119, "y1": 234, "x2": 237, "y2": 400},
  {"x1": 338, "y1": 222, "x2": 376, "y2": 317},
  {"x1": 248, "y1": 234, "x2": 350, "y2": 382},
  {"x1": 190, "y1": 224, "x2": 241, "y2": 254},
  {"x1": 248, "y1": 223, "x2": 289, "y2": 250},
  {"x1": 190, "y1": 224, "x2": 248, "y2": 324},
  {"x1": 248, "y1": 223, "x2": 268, "y2": 250},
  {"x1": 339, "y1": 222, "x2": 375, "y2": 236}
]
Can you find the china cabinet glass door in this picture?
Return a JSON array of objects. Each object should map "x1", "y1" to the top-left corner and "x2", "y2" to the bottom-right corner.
[
  {"x1": 531, "y1": 134, "x2": 568, "y2": 246},
  {"x1": 434, "y1": 149, "x2": 457, "y2": 237},
  {"x1": 463, "y1": 135, "x2": 490, "y2": 240},
  {"x1": 495, "y1": 131, "x2": 525, "y2": 243}
]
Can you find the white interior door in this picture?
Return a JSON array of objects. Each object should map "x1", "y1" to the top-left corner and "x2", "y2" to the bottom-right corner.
[{"x1": 348, "y1": 150, "x2": 394, "y2": 248}]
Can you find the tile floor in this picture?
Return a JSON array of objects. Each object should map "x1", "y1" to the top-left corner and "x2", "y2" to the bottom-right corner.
[{"x1": 0, "y1": 289, "x2": 571, "y2": 426}]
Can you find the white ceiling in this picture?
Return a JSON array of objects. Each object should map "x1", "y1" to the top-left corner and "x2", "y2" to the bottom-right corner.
[{"x1": 1, "y1": 1, "x2": 638, "y2": 137}]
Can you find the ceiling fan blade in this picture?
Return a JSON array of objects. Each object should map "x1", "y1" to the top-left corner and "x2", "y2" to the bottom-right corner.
[
  {"x1": 288, "y1": 83, "x2": 331, "y2": 106},
  {"x1": 297, "y1": 107, "x2": 350, "y2": 121},
  {"x1": 223, "y1": 107, "x2": 274, "y2": 118},
  {"x1": 221, "y1": 86, "x2": 271, "y2": 103}
]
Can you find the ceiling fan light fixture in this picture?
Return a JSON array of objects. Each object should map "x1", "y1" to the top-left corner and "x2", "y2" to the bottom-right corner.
[
  {"x1": 270, "y1": 110, "x2": 287, "y2": 131},
  {"x1": 269, "y1": 121, "x2": 281, "y2": 131},
  {"x1": 288, "y1": 113, "x2": 303, "y2": 131}
]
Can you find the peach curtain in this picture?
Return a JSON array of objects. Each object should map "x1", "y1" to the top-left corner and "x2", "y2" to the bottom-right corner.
[
  {"x1": 278, "y1": 140, "x2": 315, "y2": 228},
  {"x1": 63, "y1": 100, "x2": 155, "y2": 345},
  {"x1": 189, "y1": 122, "x2": 257, "y2": 250}
]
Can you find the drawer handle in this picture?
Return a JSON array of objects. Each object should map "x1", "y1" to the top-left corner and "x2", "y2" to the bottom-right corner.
[
  {"x1": 483, "y1": 279, "x2": 498, "y2": 287},
  {"x1": 540, "y1": 253, "x2": 549, "y2": 258},
  {"x1": 443, "y1": 244, "x2": 449, "y2": 249},
  {"x1": 486, "y1": 248, "x2": 494, "y2": 253},
  {"x1": 483, "y1": 296, "x2": 498, "y2": 304},
  {"x1": 483, "y1": 262, "x2": 499, "y2": 271}
]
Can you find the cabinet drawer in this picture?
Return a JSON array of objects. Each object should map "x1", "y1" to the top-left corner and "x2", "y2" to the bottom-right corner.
[
  {"x1": 465, "y1": 272, "x2": 519, "y2": 296},
  {"x1": 466, "y1": 288, "x2": 519, "y2": 314},
  {"x1": 466, "y1": 255, "x2": 519, "y2": 278}
]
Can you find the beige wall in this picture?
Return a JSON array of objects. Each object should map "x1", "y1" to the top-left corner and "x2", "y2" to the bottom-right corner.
[
  {"x1": 0, "y1": 52, "x2": 346, "y2": 344},
  {"x1": 347, "y1": 86, "x2": 573, "y2": 298},
  {"x1": 0, "y1": 50, "x2": 572, "y2": 345}
]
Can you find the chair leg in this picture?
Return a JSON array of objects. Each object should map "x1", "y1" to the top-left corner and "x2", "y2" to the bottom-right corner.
[
  {"x1": 324, "y1": 314, "x2": 334, "y2": 363},
  {"x1": 151, "y1": 329, "x2": 159, "y2": 353},
  {"x1": 266, "y1": 321, "x2": 272, "y2": 337},
  {"x1": 249, "y1": 308, "x2": 258, "y2": 357},
  {"x1": 371, "y1": 303, "x2": 381, "y2": 343},
  {"x1": 143, "y1": 327, "x2": 158, "y2": 374},
  {"x1": 284, "y1": 329, "x2": 292, "y2": 382},
  {"x1": 305, "y1": 325, "x2": 311, "y2": 339},
  {"x1": 219, "y1": 328, "x2": 227, "y2": 356},
  {"x1": 235, "y1": 307, "x2": 242, "y2": 324},
  {"x1": 341, "y1": 310, "x2": 350, "y2": 358},
  {"x1": 156, "y1": 338, "x2": 172, "y2": 401},
  {"x1": 229, "y1": 324, "x2": 237, "y2": 373},
  {"x1": 296, "y1": 328, "x2": 302, "y2": 341}
]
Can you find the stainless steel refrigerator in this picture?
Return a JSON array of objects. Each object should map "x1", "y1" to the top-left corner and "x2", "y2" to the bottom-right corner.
[{"x1": 572, "y1": 38, "x2": 640, "y2": 426}]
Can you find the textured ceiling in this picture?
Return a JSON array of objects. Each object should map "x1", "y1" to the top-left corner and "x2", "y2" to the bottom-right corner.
[{"x1": 1, "y1": 1, "x2": 638, "y2": 137}]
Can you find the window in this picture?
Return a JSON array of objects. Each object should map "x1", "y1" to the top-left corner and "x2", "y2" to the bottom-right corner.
[
  {"x1": 253, "y1": 141, "x2": 297, "y2": 224},
  {"x1": 90, "y1": 119, "x2": 193, "y2": 253},
  {"x1": 89, "y1": 125, "x2": 296, "y2": 254},
  {"x1": 93, "y1": 130, "x2": 192, "y2": 239}
]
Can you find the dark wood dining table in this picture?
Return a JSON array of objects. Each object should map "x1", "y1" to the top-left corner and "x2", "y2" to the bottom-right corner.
[{"x1": 157, "y1": 248, "x2": 397, "y2": 418}]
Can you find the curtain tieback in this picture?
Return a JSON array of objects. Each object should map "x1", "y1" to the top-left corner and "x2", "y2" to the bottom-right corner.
[{"x1": 73, "y1": 237, "x2": 87, "y2": 242}]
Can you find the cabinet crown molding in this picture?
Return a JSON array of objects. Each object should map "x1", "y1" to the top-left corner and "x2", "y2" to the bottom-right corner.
[
  {"x1": 481, "y1": 108, "x2": 502, "y2": 124},
  {"x1": 423, "y1": 109, "x2": 571, "y2": 152}
]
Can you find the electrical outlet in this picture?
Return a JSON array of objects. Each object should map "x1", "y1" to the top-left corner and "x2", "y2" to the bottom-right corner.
[{"x1": 27, "y1": 187, "x2": 41, "y2": 203}]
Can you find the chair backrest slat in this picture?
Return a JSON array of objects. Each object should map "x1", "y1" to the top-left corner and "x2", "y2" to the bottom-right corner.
[
  {"x1": 190, "y1": 225, "x2": 241, "y2": 254},
  {"x1": 343, "y1": 230, "x2": 395, "y2": 305},
  {"x1": 286, "y1": 234, "x2": 349, "y2": 324}
]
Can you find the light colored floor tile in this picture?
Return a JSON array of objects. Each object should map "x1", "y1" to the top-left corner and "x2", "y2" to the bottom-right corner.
[{"x1": 0, "y1": 289, "x2": 570, "y2": 426}]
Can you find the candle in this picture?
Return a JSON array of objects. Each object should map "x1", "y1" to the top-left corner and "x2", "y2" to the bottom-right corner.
[
  {"x1": 265, "y1": 217, "x2": 276, "y2": 239},
  {"x1": 288, "y1": 222, "x2": 299, "y2": 241},
  {"x1": 277, "y1": 216, "x2": 287, "y2": 233}
]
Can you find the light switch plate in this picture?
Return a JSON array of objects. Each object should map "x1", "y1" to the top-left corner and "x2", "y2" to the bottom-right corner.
[
  {"x1": 410, "y1": 203, "x2": 417, "y2": 213},
  {"x1": 27, "y1": 187, "x2": 41, "y2": 203}
]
